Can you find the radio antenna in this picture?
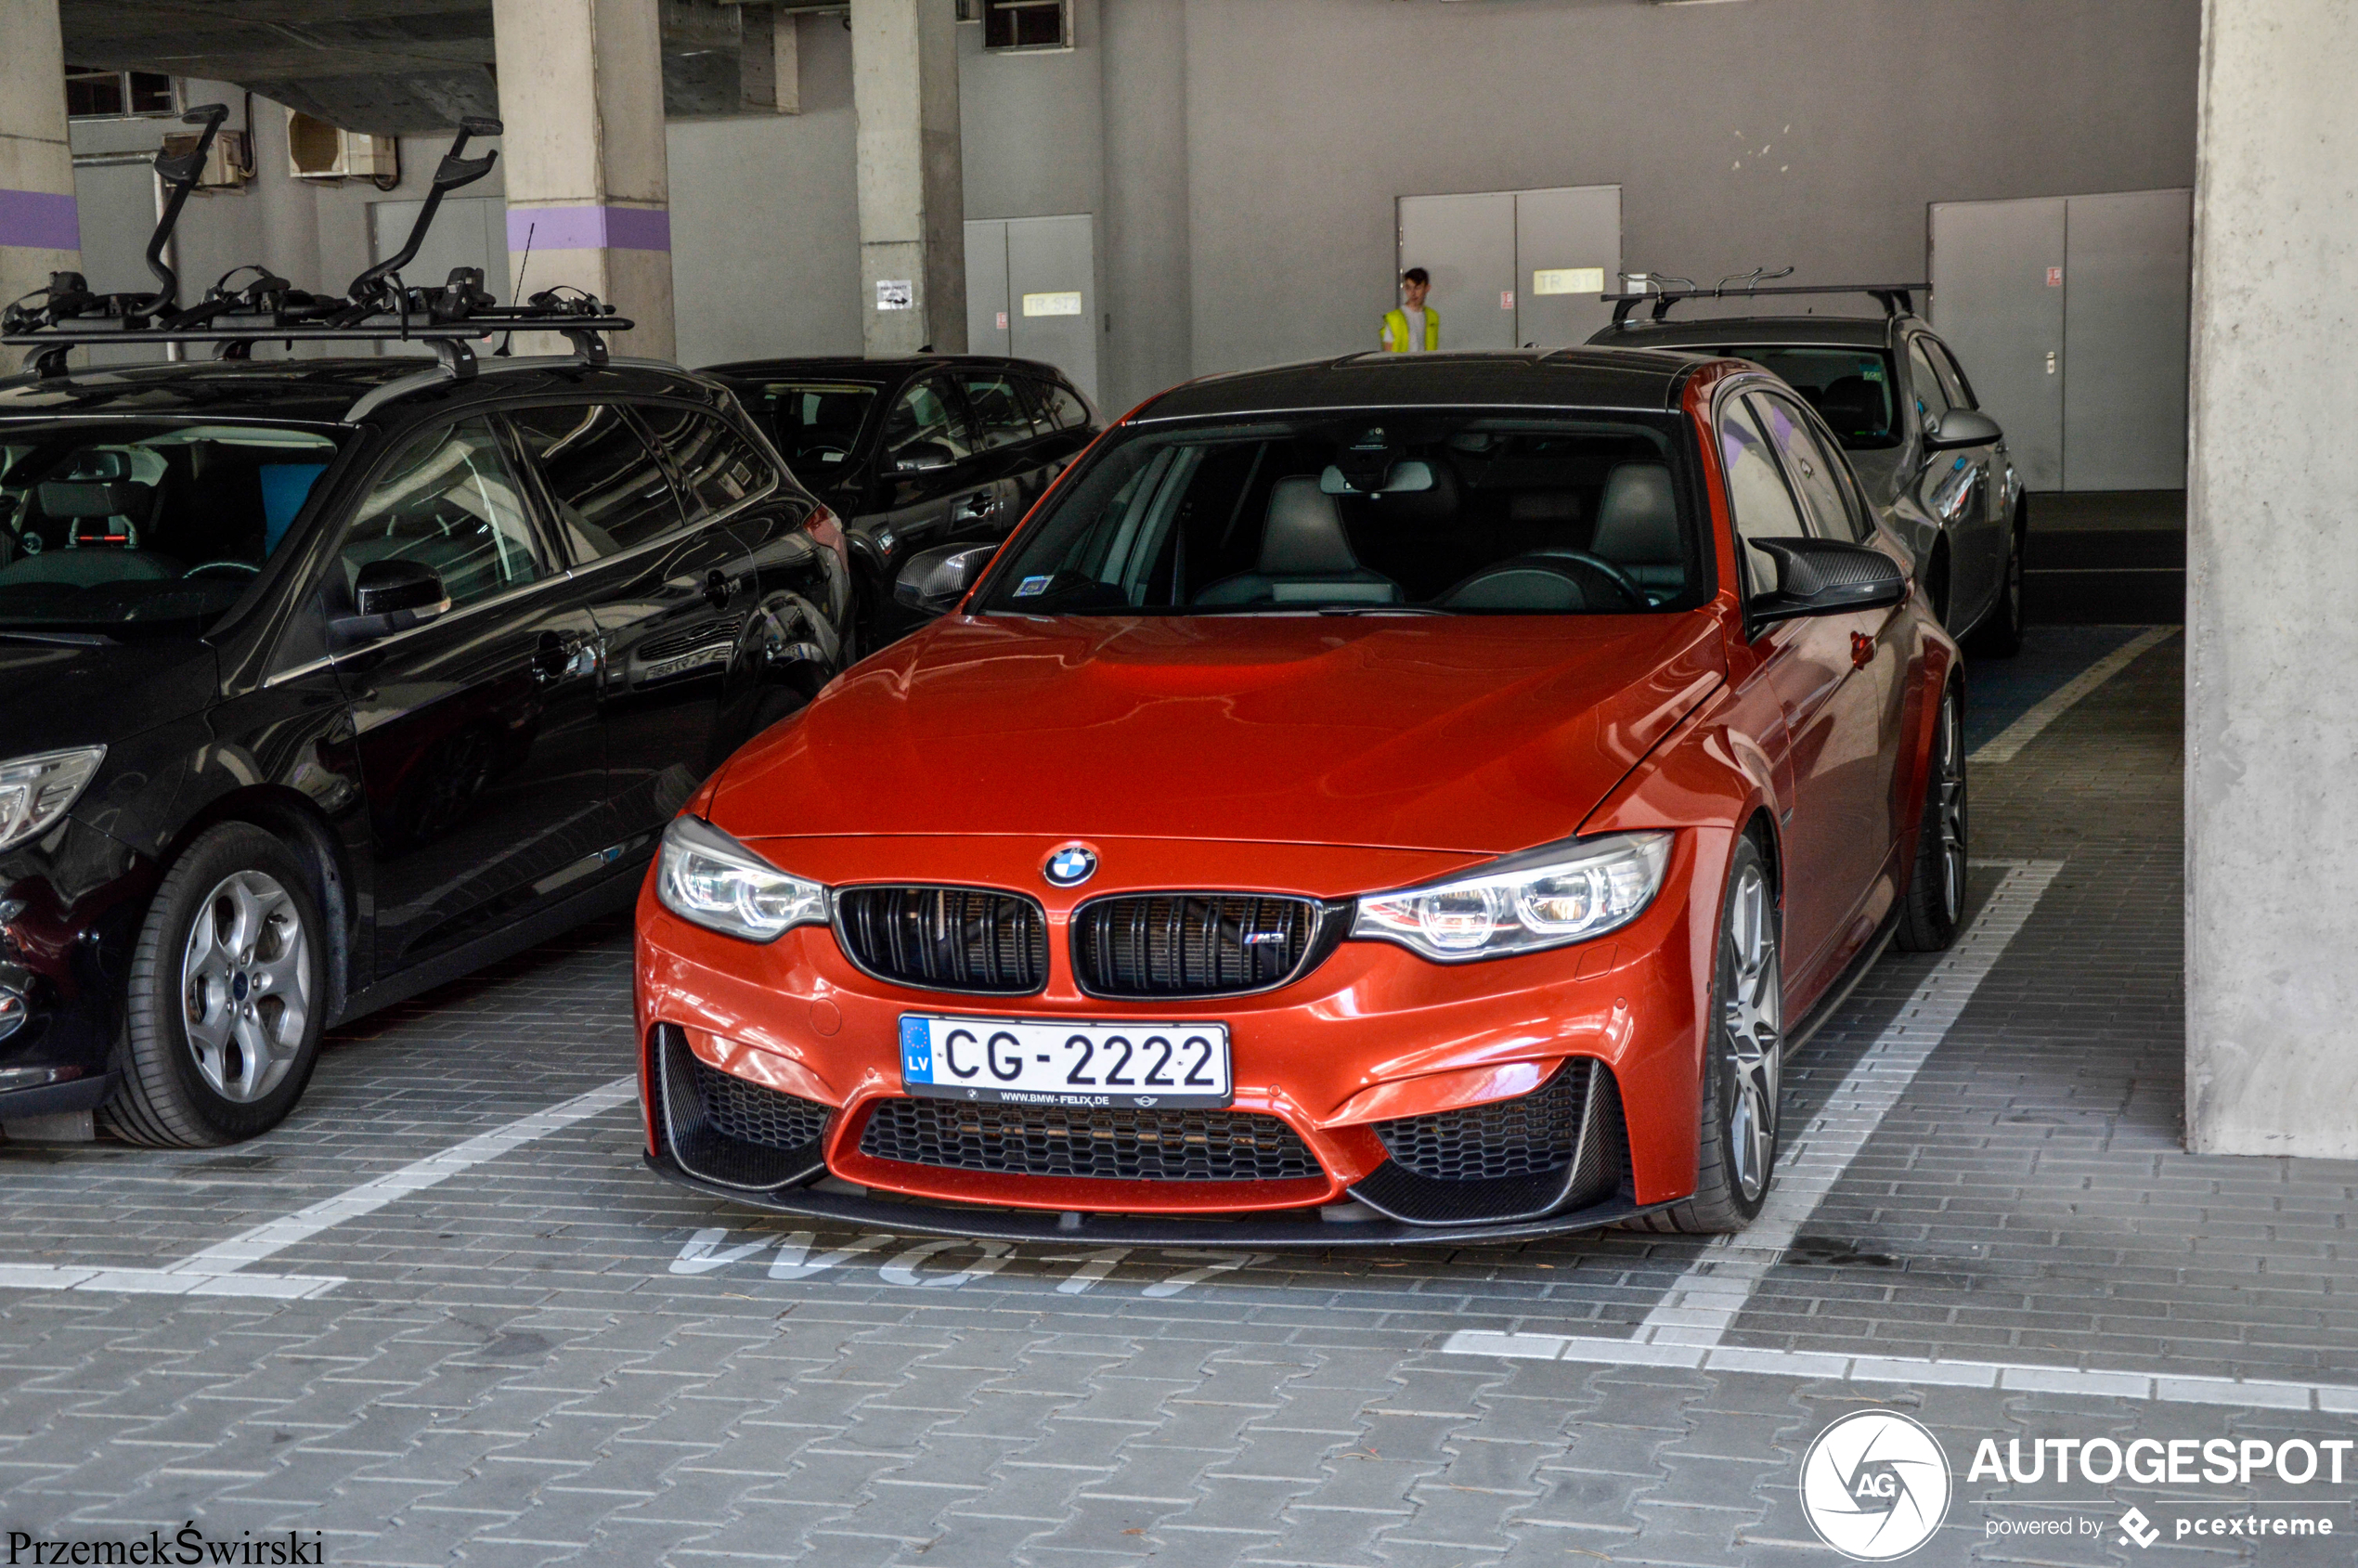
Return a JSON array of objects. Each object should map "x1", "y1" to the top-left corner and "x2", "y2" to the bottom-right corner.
[{"x1": 497, "y1": 221, "x2": 535, "y2": 357}]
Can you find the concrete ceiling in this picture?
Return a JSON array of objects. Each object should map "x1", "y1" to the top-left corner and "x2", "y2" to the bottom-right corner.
[{"x1": 58, "y1": 0, "x2": 759, "y2": 135}]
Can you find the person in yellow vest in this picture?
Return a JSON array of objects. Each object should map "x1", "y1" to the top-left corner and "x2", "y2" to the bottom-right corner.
[{"x1": 1380, "y1": 267, "x2": 1439, "y2": 353}]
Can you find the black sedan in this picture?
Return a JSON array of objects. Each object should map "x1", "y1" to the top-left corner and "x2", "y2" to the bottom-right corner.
[
  {"x1": 701, "y1": 356, "x2": 1100, "y2": 647},
  {"x1": 0, "y1": 356, "x2": 852, "y2": 1146}
]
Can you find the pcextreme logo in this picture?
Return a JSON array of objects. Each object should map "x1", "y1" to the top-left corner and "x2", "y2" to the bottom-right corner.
[{"x1": 1799, "y1": 1410, "x2": 1955, "y2": 1560}]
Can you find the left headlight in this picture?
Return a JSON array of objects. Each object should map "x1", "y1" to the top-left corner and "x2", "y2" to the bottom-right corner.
[
  {"x1": 0, "y1": 746, "x2": 106, "y2": 853},
  {"x1": 1353, "y1": 831, "x2": 1674, "y2": 963},
  {"x1": 654, "y1": 815, "x2": 828, "y2": 942}
]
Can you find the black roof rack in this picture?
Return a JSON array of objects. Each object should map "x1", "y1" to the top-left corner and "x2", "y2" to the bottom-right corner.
[
  {"x1": 3, "y1": 110, "x2": 630, "y2": 385},
  {"x1": 1603, "y1": 278, "x2": 1927, "y2": 330}
]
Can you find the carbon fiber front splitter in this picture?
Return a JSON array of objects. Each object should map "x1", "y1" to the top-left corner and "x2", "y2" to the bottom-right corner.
[{"x1": 643, "y1": 1151, "x2": 1665, "y2": 1249}]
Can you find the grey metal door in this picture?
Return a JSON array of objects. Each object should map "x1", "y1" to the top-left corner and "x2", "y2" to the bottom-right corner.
[
  {"x1": 1513, "y1": 186, "x2": 1622, "y2": 348},
  {"x1": 2062, "y1": 189, "x2": 2192, "y2": 491},
  {"x1": 964, "y1": 218, "x2": 1011, "y2": 356},
  {"x1": 1397, "y1": 191, "x2": 1516, "y2": 352},
  {"x1": 1930, "y1": 196, "x2": 2066, "y2": 489},
  {"x1": 1005, "y1": 214, "x2": 1098, "y2": 406}
]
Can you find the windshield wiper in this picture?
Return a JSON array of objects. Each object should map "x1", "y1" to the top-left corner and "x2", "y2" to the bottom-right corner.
[{"x1": 0, "y1": 628, "x2": 114, "y2": 646}]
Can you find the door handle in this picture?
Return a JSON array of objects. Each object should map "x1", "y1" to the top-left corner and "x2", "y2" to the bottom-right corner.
[
  {"x1": 704, "y1": 568, "x2": 741, "y2": 608},
  {"x1": 534, "y1": 630, "x2": 577, "y2": 687},
  {"x1": 952, "y1": 491, "x2": 994, "y2": 522}
]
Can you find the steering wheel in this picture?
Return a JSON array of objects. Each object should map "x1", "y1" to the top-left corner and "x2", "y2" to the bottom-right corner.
[
  {"x1": 183, "y1": 561, "x2": 261, "y2": 580},
  {"x1": 1529, "y1": 551, "x2": 1649, "y2": 609}
]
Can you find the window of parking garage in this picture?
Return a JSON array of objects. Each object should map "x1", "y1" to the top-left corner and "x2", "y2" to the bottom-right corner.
[{"x1": 978, "y1": 0, "x2": 1070, "y2": 52}]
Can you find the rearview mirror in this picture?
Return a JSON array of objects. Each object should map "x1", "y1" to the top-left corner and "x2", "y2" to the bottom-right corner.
[
  {"x1": 893, "y1": 541, "x2": 997, "y2": 616},
  {"x1": 1746, "y1": 538, "x2": 1908, "y2": 631},
  {"x1": 893, "y1": 441, "x2": 956, "y2": 474},
  {"x1": 1924, "y1": 408, "x2": 2002, "y2": 451}
]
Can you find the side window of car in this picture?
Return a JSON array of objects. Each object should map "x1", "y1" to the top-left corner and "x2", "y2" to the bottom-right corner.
[
  {"x1": 1929, "y1": 340, "x2": 1978, "y2": 410},
  {"x1": 1750, "y1": 392, "x2": 1868, "y2": 544},
  {"x1": 1906, "y1": 337, "x2": 1952, "y2": 432},
  {"x1": 336, "y1": 416, "x2": 550, "y2": 613},
  {"x1": 959, "y1": 373, "x2": 1037, "y2": 451},
  {"x1": 1035, "y1": 379, "x2": 1091, "y2": 431},
  {"x1": 884, "y1": 378, "x2": 971, "y2": 470},
  {"x1": 506, "y1": 403, "x2": 684, "y2": 559},
  {"x1": 1718, "y1": 395, "x2": 1811, "y2": 597},
  {"x1": 640, "y1": 408, "x2": 779, "y2": 520}
]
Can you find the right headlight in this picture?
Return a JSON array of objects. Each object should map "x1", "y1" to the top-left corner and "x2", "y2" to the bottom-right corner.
[
  {"x1": 1353, "y1": 831, "x2": 1674, "y2": 963},
  {"x1": 0, "y1": 746, "x2": 106, "y2": 853},
  {"x1": 654, "y1": 815, "x2": 828, "y2": 942}
]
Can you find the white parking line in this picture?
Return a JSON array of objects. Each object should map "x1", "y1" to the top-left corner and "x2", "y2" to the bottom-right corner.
[
  {"x1": 1627, "y1": 860, "x2": 2062, "y2": 1348},
  {"x1": 0, "y1": 1074, "x2": 637, "y2": 1298},
  {"x1": 1436, "y1": 1333, "x2": 2358, "y2": 1413},
  {"x1": 1970, "y1": 625, "x2": 2176, "y2": 765}
]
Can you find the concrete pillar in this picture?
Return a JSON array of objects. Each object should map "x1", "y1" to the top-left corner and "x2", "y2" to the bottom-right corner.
[
  {"x1": 852, "y1": 0, "x2": 965, "y2": 357},
  {"x1": 0, "y1": 0, "x2": 77, "y2": 371},
  {"x1": 2186, "y1": 0, "x2": 2358, "y2": 1159},
  {"x1": 491, "y1": 0, "x2": 675, "y2": 360}
]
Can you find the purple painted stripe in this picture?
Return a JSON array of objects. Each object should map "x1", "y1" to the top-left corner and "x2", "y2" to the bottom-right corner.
[
  {"x1": 505, "y1": 204, "x2": 671, "y2": 253},
  {"x1": 0, "y1": 189, "x2": 79, "y2": 252}
]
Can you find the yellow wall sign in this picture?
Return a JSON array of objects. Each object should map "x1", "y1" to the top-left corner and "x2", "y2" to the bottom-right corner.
[
  {"x1": 1532, "y1": 267, "x2": 1606, "y2": 297},
  {"x1": 1022, "y1": 292, "x2": 1084, "y2": 317}
]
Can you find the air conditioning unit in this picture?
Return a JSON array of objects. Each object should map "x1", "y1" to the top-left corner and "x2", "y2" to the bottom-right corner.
[
  {"x1": 159, "y1": 128, "x2": 253, "y2": 190},
  {"x1": 286, "y1": 110, "x2": 398, "y2": 186}
]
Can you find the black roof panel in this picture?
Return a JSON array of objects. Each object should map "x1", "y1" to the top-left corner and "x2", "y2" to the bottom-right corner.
[{"x1": 0, "y1": 355, "x2": 724, "y2": 426}]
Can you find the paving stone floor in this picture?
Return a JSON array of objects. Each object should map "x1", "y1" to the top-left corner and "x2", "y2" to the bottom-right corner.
[{"x1": 4, "y1": 629, "x2": 2355, "y2": 1567}]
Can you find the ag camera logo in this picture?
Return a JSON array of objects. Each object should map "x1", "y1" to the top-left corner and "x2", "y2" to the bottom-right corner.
[{"x1": 1800, "y1": 1410, "x2": 1954, "y2": 1560}]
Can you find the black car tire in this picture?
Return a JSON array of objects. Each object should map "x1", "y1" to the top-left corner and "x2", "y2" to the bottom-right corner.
[
  {"x1": 104, "y1": 823, "x2": 330, "y2": 1147},
  {"x1": 1967, "y1": 505, "x2": 2027, "y2": 658},
  {"x1": 1896, "y1": 682, "x2": 1968, "y2": 953},
  {"x1": 1635, "y1": 832, "x2": 1780, "y2": 1235}
]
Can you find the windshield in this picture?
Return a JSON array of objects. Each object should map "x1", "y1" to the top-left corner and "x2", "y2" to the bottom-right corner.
[
  {"x1": 976, "y1": 413, "x2": 1704, "y2": 616},
  {"x1": 745, "y1": 382, "x2": 878, "y2": 475},
  {"x1": 1702, "y1": 346, "x2": 1899, "y2": 449},
  {"x1": 0, "y1": 420, "x2": 344, "y2": 628}
]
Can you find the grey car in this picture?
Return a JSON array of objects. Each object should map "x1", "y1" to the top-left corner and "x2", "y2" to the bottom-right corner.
[{"x1": 1591, "y1": 296, "x2": 2024, "y2": 655}]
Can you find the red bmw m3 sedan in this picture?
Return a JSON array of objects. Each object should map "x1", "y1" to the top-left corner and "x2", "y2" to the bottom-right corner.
[{"x1": 631, "y1": 348, "x2": 1965, "y2": 1245}]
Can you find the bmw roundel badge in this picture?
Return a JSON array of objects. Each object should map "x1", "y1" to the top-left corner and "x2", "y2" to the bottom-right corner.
[{"x1": 1043, "y1": 844, "x2": 1098, "y2": 888}]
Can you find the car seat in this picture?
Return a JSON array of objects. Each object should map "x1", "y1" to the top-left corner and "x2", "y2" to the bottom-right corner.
[
  {"x1": 1195, "y1": 475, "x2": 1403, "y2": 605},
  {"x1": 1586, "y1": 463, "x2": 1686, "y2": 602},
  {"x1": 1818, "y1": 376, "x2": 1886, "y2": 442}
]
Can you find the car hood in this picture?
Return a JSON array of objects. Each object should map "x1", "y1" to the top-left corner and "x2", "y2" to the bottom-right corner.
[
  {"x1": 707, "y1": 611, "x2": 1726, "y2": 856},
  {"x1": 0, "y1": 634, "x2": 217, "y2": 757}
]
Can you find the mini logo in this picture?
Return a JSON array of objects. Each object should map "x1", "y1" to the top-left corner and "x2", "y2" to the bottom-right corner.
[
  {"x1": 1043, "y1": 844, "x2": 1097, "y2": 888},
  {"x1": 1799, "y1": 1410, "x2": 1952, "y2": 1561},
  {"x1": 1134, "y1": 1095, "x2": 1157, "y2": 1107},
  {"x1": 2118, "y1": 1508, "x2": 2159, "y2": 1549}
]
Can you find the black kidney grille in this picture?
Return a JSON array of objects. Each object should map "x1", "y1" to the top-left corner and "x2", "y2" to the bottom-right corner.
[
  {"x1": 860, "y1": 1098, "x2": 1322, "y2": 1182},
  {"x1": 836, "y1": 887, "x2": 1049, "y2": 994},
  {"x1": 1371, "y1": 1060, "x2": 1592, "y2": 1183},
  {"x1": 694, "y1": 1056, "x2": 831, "y2": 1151},
  {"x1": 1075, "y1": 893, "x2": 1324, "y2": 998}
]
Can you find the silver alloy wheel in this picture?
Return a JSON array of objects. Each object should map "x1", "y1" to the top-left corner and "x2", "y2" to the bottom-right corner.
[
  {"x1": 1721, "y1": 861, "x2": 1781, "y2": 1203},
  {"x1": 1934, "y1": 691, "x2": 1968, "y2": 924},
  {"x1": 179, "y1": 869, "x2": 311, "y2": 1104}
]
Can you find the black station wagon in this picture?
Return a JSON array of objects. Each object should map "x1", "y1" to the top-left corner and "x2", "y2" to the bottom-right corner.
[{"x1": 0, "y1": 356, "x2": 853, "y2": 1146}]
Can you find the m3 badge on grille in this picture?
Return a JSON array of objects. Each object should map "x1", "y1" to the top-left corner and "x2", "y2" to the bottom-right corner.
[{"x1": 1043, "y1": 843, "x2": 1097, "y2": 887}]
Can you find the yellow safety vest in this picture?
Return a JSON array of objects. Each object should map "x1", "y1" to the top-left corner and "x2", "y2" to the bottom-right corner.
[{"x1": 1381, "y1": 305, "x2": 1439, "y2": 353}]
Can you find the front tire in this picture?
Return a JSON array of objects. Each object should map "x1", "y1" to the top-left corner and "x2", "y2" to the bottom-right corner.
[
  {"x1": 1896, "y1": 683, "x2": 1968, "y2": 952},
  {"x1": 103, "y1": 823, "x2": 330, "y2": 1147},
  {"x1": 1638, "y1": 832, "x2": 1781, "y2": 1235},
  {"x1": 1968, "y1": 505, "x2": 2027, "y2": 658}
]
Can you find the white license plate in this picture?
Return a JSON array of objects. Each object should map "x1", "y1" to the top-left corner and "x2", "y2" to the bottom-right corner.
[{"x1": 898, "y1": 1015, "x2": 1232, "y2": 1110}]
